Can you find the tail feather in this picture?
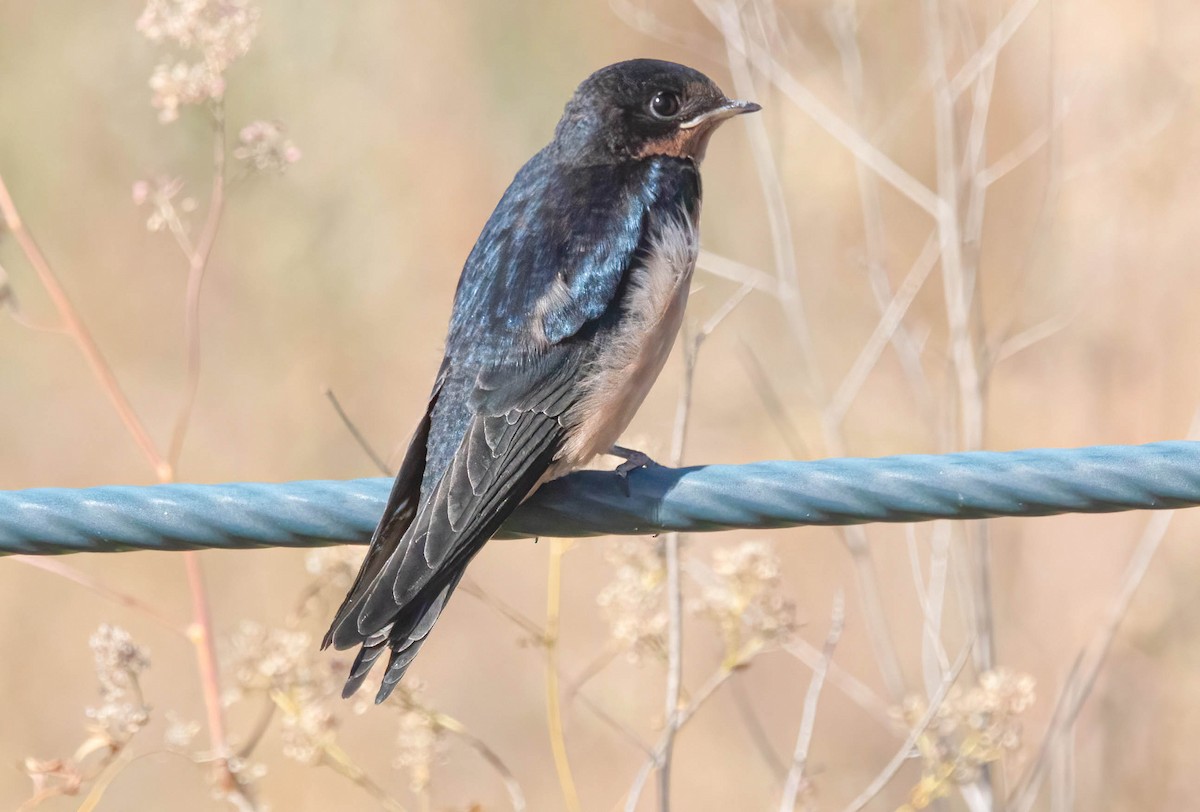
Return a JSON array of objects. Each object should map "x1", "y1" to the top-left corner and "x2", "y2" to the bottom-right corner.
[{"x1": 338, "y1": 568, "x2": 465, "y2": 702}]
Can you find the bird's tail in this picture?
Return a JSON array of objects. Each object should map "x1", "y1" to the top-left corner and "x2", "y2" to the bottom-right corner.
[{"x1": 339, "y1": 566, "x2": 467, "y2": 703}]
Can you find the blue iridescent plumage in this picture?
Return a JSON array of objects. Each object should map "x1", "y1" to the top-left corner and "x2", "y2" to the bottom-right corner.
[{"x1": 324, "y1": 59, "x2": 758, "y2": 702}]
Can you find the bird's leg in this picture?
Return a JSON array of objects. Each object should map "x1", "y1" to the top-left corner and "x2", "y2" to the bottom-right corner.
[{"x1": 608, "y1": 445, "x2": 657, "y2": 495}]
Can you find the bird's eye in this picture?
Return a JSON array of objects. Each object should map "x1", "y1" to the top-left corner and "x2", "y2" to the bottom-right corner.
[{"x1": 649, "y1": 90, "x2": 682, "y2": 119}]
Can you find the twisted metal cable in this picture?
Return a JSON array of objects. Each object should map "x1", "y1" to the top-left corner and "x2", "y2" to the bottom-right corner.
[{"x1": 2, "y1": 442, "x2": 1198, "y2": 555}]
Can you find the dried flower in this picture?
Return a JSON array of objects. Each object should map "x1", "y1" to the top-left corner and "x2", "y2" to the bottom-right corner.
[
  {"x1": 390, "y1": 682, "x2": 447, "y2": 793},
  {"x1": 897, "y1": 669, "x2": 1037, "y2": 809},
  {"x1": 86, "y1": 624, "x2": 151, "y2": 742},
  {"x1": 597, "y1": 538, "x2": 668, "y2": 661},
  {"x1": 689, "y1": 541, "x2": 795, "y2": 658},
  {"x1": 234, "y1": 120, "x2": 302, "y2": 173},
  {"x1": 224, "y1": 621, "x2": 342, "y2": 765},
  {"x1": 132, "y1": 175, "x2": 189, "y2": 234},
  {"x1": 136, "y1": 0, "x2": 261, "y2": 122},
  {"x1": 164, "y1": 712, "x2": 202, "y2": 749}
]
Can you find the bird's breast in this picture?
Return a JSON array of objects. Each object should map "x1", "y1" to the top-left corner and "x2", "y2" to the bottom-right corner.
[{"x1": 551, "y1": 213, "x2": 698, "y2": 476}]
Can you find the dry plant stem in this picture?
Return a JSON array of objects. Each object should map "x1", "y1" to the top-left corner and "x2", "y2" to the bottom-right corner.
[
  {"x1": 625, "y1": 655, "x2": 754, "y2": 812},
  {"x1": 1050, "y1": 726, "x2": 1075, "y2": 812},
  {"x1": 779, "y1": 590, "x2": 845, "y2": 812},
  {"x1": 167, "y1": 103, "x2": 227, "y2": 470},
  {"x1": 949, "y1": 0, "x2": 1044, "y2": 98},
  {"x1": 922, "y1": 1, "x2": 995, "y2": 697},
  {"x1": 323, "y1": 386, "x2": 393, "y2": 475},
  {"x1": 0, "y1": 173, "x2": 169, "y2": 479},
  {"x1": 185, "y1": 550, "x2": 234, "y2": 789},
  {"x1": 658, "y1": 528, "x2": 683, "y2": 811},
  {"x1": 826, "y1": 1, "x2": 936, "y2": 432},
  {"x1": 696, "y1": 0, "x2": 939, "y2": 217},
  {"x1": 696, "y1": 248, "x2": 779, "y2": 295},
  {"x1": 783, "y1": 640, "x2": 893, "y2": 726},
  {"x1": 0, "y1": 169, "x2": 235, "y2": 790},
  {"x1": 710, "y1": 1, "x2": 819, "y2": 392},
  {"x1": 269, "y1": 690, "x2": 407, "y2": 811},
  {"x1": 460, "y1": 577, "x2": 545, "y2": 640},
  {"x1": 545, "y1": 538, "x2": 583, "y2": 812},
  {"x1": 436, "y1": 716, "x2": 528, "y2": 812},
  {"x1": 731, "y1": 676, "x2": 787, "y2": 779},
  {"x1": 1008, "y1": 502, "x2": 1185, "y2": 811},
  {"x1": 13, "y1": 556, "x2": 184, "y2": 635},
  {"x1": 843, "y1": 641, "x2": 974, "y2": 812},
  {"x1": 827, "y1": 233, "x2": 940, "y2": 425},
  {"x1": 655, "y1": 284, "x2": 752, "y2": 809},
  {"x1": 737, "y1": 342, "x2": 809, "y2": 458},
  {"x1": 320, "y1": 740, "x2": 408, "y2": 812},
  {"x1": 713, "y1": 0, "x2": 907, "y2": 704},
  {"x1": 917, "y1": 523, "x2": 953, "y2": 698}
]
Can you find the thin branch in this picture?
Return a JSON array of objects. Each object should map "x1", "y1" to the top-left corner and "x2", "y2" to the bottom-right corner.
[
  {"x1": 545, "y1": 539, "x2": 582, "y2": 812},
  {"x1": 658, "y1": 282, "x2": 754, "y2": 809},
  {"x1": 783, "y1": 640, "x2": 895, "y2": 727},
  {"x1": 0, "y1": 173, "x2": 169, "y2": 479},
  {"x1": 436, "y1": 715, "x2": 528, "y2": 812},
  {"x1": 826, "y1": 0, "x2": 936, "y2": 431},
  {"x1": 184, "y1": 551, "x2": 234, "y2": 791},
  {"x1": 1008, "y1": 409, "x2": 1200, "y2": 811},
  {"x1": 779, "y1": 590, "x2": 845, "y2": 811},
  {"x1": 948, "y1": 0, "x2": 1044, "y2": 99},
  {"x1": 697, "y1": 249, "x2": 779, "y2": 296},
  {"x1": 737, "y1": 341, "x2": 809, "y2": 459},
  {"x1": 693, "y1": 0, "x2": 942, "y2": 218},
  {"x1": 842, "y1": 641, "x2": 974, "y2": 812},
  {"x1": 12, "y1": 556, "x2": 184, "y2": 635},
  {"x1": 827, "y1": 233, "x2": 941, "y2": 424},
  {"x1": 167, "y1": 102, "x2": 227, "y2": 471},
  {"x1": 323, "y1": 386, "x2": 393, "y2": 476},
  {"x1": 625, "y1": 653, "x2": 757, "y2": 812}
]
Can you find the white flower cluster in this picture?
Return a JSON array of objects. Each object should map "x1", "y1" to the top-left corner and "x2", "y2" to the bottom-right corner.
[
  {"x1": 596, "y1": 538, "x2": 668, "y2": 661},
  {"x1": 689, "y1": 540, "x2": 795, "y2": 656},
  {"x1": 136, "y1": 0, "x2": 261, "y2": 122},
  {"x1": 234, "y1": 121, "x2": 302, "y2": 173},
  {"x1": 898, "y1": 668, "x2": 1037, "y2": 807},
  {"x1": 86, "y1": 624, "x2": 151, "y2": 742},
  {"x1": 224, "y1": 621, "x2": 339, "y2": 765}
]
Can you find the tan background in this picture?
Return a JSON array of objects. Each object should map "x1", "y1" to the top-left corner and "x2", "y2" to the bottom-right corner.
[{"x1": 2, "y1": 0, "x2": 1200, "y2": 809}]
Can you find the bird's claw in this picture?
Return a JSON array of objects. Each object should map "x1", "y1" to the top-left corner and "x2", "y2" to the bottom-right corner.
[{"x1": 609, "y1": 445, "x2": 657, "y2": 496}]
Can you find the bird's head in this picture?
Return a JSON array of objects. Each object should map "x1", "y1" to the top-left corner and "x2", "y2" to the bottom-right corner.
[{"x1": 553, "y1": 59, "x2": 761, "y2": 164}]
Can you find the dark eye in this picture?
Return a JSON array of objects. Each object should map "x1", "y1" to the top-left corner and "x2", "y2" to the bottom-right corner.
[{"x1": 649, "y1": 90, "x2": 681, "y2": 119}]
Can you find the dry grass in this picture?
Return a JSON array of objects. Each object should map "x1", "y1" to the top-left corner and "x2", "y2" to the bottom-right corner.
[{"x1": 3, "y1": 0, "x2": 1200, "y2": 809}]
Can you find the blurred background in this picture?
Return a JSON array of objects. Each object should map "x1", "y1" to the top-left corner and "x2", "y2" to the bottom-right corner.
[{"x1": 2, "y1": 0, "x2": 1200, "y2": 809}]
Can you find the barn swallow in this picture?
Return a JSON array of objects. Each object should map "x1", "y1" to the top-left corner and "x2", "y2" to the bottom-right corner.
[{"x1": 323, "y1": 59, "x2": 760, "y2": 702}]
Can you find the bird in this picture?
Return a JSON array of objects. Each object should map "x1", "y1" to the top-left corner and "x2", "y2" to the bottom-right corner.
[{"x1": 323, "y1": 58, "x2": 760, "y2": 702}]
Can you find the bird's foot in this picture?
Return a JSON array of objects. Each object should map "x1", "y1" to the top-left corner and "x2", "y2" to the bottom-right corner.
[{"x1": 609, "y1": 445, "x2": 657, "y2": 495}]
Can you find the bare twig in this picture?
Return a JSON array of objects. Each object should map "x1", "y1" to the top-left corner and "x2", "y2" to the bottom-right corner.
[
  {"x1": 545, "y1": 539, "x2": 582, "y2": 812},
  {"x1": 842, "y1": 641, "x2": 974, "y2": 812},
  {"x1": 658, "y1": 283, "x2": 753, "y2": 809},
  {"x1": 948, "y1": 0, "x2": 1044, "y2": 99},
  {"x1": 625, "y1": 653, "x2": 758, "y2": 812},
  {"x1": 167, "y1": 102, "x2": 227, "y2": 471},
  {"x1": 826, "y1": 1, "x2": 936, "y2": 431},
  {"x1": 737, "y1": 342, "x2": 808, "y2": 458},
  {"x1": 1008, "y1": 403, "x2": 1195, "y2": 812},
  {"x1": 437, "y1": 716, "x2": 528, "y2": 812},
  {"x1": 779, "y1": 590, "x2": 845, "y2": 811},
  {"x1": 323, "y1": 386, "x2": 393, "y2": 476},
  {"x1": 0, "y1": 173, "x2": 169, "y2": 478},
  {"x1": 697, "y1": 249, "x2": 779, "y2": 296},
  {"x1": 12, "y1": 556, "x2": 184, "y2": 635}
]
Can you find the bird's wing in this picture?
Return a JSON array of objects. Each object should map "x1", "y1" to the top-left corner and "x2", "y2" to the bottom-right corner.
[
  {"x1": 325, "y1": 155, "x2": 701, "y2": 699},
  {"x1": 323, "y1": 347, "x2": 583, "y2": 698}
]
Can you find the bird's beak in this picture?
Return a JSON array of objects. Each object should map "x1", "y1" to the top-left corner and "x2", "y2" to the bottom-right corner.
[{"x1": 678, "y1": 98, "x2": 762, "y2": 130}]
